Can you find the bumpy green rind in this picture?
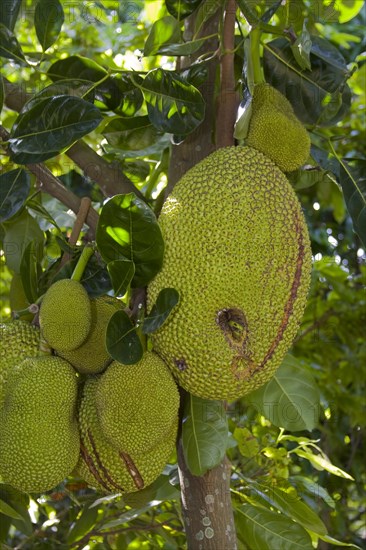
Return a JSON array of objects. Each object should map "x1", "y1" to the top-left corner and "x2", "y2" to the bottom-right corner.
[
  {"x1": 147, "y1": 146, "x2": 312, "y2": 401},
  {"x1": 76, "y1": 377, "x2": 177, "y2": 494},
  {"x1": 0, "y1": 356, "x2": 79, "y2": 493},
  {"x1": 0, "y1": 321, "x2": 40, "y2": 406},
  {"x1": 39, "y1": 279, "x2": 92, "y2": 352},
  {"x1": 96, "y1": 353, "x2": 180, "y2": 455},
  {"x1": 58, "y1": 295, "x2": 122, "y2": 374},
  {"x1": 246, "y1": 83, "x2": 311, "y2": 172}
]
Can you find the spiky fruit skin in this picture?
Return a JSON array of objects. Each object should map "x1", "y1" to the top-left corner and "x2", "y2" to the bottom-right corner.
[
  {"x1": 0, "y1": 321, "x2": 40, "y2": 406},
  {"x1": 0, "y1": 356, "x2": 79, "y2": 493},
  {"x1": 39, "y1": 279, "x2": 92, "y2": 352},
  {"x1": 58, "y1": 296, "x2": 122, "y2": 374},
  {"x1": 246, "y1": 83, "x2": 310, "y2": 172},
  {"x1": 77, "y1": 377, "x2": 177, "y2": 494},
  {"x1": 96, "y1": 353, "x2": 179, "y2": 455},
  {"x1": 148, "y1": 146, "x2": 312, "y2": 401}
]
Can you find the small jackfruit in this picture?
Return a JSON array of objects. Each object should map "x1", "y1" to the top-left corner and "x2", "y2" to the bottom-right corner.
[
  {"x1": 148, "y1": 146, "x2": 312, "y2": 401},
  {"x1": 0, "y1": 320, "x2": 40, "y2": 406},
  {"x1": 0, "y1": 356, "x2": 79, "y2": 493},
  {"x1": 76, "y1": 377, "x2": 177, "y2": 493},
  {"x1": 9, "y1": 274, "x2": 34, "y2": 321},
  {"x1": 39, "y1": 279, "x2": 92, "y2": 352},
  {"x1": 96, "y1": 353, "x2": 179, "y2": 455},
  {"x1": 246, "y1": 83, "x2": 310, "y2": 172},
  {"x1": 58, "y1": 295, "x2": 122, "y2": 374}
]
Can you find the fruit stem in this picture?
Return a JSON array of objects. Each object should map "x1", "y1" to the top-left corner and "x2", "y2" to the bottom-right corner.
[
  {"x1": 248, "y1": 26, "x2": 265, "y2": 92},
  {"x1": 71, "y1": 244, "x2": 94, "y2": 282}
]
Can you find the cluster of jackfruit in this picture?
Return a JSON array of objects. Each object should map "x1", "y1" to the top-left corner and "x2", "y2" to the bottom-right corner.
[
  {"x1": 0, "y1": 287, "x2": 180, "y2": 494},
  {"x1": 148, "y1": 146, "x2": 312, "y2": 400}
]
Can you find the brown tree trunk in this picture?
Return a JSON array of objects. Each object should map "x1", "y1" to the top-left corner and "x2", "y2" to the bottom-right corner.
[{"x1": 167, "y1": 3, "x2": 239, "y2": 549}]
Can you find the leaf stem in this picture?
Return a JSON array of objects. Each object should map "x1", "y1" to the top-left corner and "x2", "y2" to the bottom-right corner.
[
  {"x1": 248, "y1": 26, "x2": 265, "y2": 90},
  {"x1": 71, "y1": 244, "x2": 94, "y2": 282}
]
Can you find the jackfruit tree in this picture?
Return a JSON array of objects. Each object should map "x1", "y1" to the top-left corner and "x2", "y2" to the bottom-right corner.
[{"x1": 0, "y1": 1, "x2": 365, "y2": 549}]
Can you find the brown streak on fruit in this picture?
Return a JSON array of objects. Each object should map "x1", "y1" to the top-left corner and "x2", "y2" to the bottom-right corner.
[
  {"x1": 87, "y1": 429, "x2": 126, "y2": 492},
  {"x1": 119, "y1": 451, "x2": 144, "y2": 490},
  {"x1": 80, "y1": 439, "x2": 112, "y2": 492}
]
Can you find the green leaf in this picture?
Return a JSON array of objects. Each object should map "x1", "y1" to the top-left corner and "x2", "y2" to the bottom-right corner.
[
  {"x1": 0, "y1": 23, "x2": 26, "y2": 63},
  {"x1": 135, "y1": 68, "x2": 205, "y2": 135},
  {"x1": 165, "y1": 0, "x2": 203, "y2": 20},
  {"x1": 35, "y1": 0, "x2": 64, "y2": 51},
  {"x1": 248, "y1": 355, "x2": 320, "y2": 432},
  {"x1": 144, "y1": 16, "x2": 181, "y2": 56},
  {"x1": 112, "y1": 74, "x2": 144, "y2": 116},
  {"x1": 67, "y1": 505, "x2": 99, "y2": 544},
  {"x1": 312, "y1": 533, "x2": 362, "y2": 548},
  {"x1": 233, "y1": 427, "x2": 260, "y2": 458},
  {"x1": 0, "y1": 169, "x2": 30, "y2": 222},
  {"x1": 236, "y1": 504, "x2": 313, "y2": 550},
  {"x1": 248, "y1": 482, "x2": 327, "y2": 535},
  {"x1": 3, "y1": 210, "x2": 44, "y2": 273},
  {"x1": 293, "y1": 449, "x2": 354, "y2": 479},
  {"x1": 20, "y1": 241, "x2": 41, "y2": 304},
  {"x1": 102, "y1": 116, "x2": 160, "y2": 151},
  {"x1": 264, "y1": 35, "x2": 351, "y2": 126},
  {"x1": 156, "y1": 37, "x2": 208, "y2": 56},
  {"x1": 194, "y1": 0, "x2": 222, "y2": 37},
  {"x1": 0, "y1": 499, "x2": 23, "y2": 520},
  {"x1": 182, "y1": 395, "x2": 228, "y2": 476},
  {"x1": 339, "y1": 159, "x2": 366, "y2": 248},
  {"x1": 96, "y1": 193, "x2": 164, "y2": 287},
  {"x1": 107, "y1": 259, "x2": 135, "y2": 296},
  {"x1": 24, "y1": 79, "x2": 96, "y2": 106},
  {"x1": 0, "y1": 0, "x2": 22, "y2": 31},
  {"x1": 143, "y1": 288, "x2": 179, "y2": 334},
  {"x1": 8, "y1": 95, "x2": 102, "y2": 164},
  {"x1": 0, "y1": 75, "x2": 4, "y2": 113},
  {"x1": 291, "y1": 23, "x2": 312, "y2": 70},
  {"x1": 106, "y1": 310, "x2": 143, "y2": 365}
]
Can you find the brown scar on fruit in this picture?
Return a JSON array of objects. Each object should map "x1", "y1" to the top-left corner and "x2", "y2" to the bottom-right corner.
[
  {"x1": 174, "y1": 358, "x2": 188, "y2": 372},
  {"x1": 87, "y1": 429, "x2": 126, "y2": 492},
  {"x1": 80, "y1": 439, "x2": 113, "y2": 493},
  {"x1": 120, "y1": 451, "x2": 144, "y2": 490}
]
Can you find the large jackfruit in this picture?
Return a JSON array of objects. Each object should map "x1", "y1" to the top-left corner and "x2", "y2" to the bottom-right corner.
[
  {"x1": 246, "y1": 83, "x2": 310, "y2": 172},
  {"x1": 96, "y1": 353, "x2": 179, "y2": 455},
  {"x1": 58, "y1": 295, "x2": 122, "y2": 374},
  {"x1": 0, "y1": 356, "x2": 79, "y2": 493},
  {"x1": 39, "y1": 279, "x2": 92, "y2": 352},
  {"x1": 76, "y1": 377, "x2": 177, "y2": 493},
  {"x1": 0, "y1": 321, "x2": 40, "y2": 406},
  {"x1": 148, "y1": 146, "x2": 312, "y2": 401}
]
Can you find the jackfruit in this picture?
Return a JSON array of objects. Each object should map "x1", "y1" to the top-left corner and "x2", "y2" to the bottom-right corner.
[
  {"x1": 9, "y1": 274, "x2": 34, "y2": 321},
  {"x1": 246, "y1": 83, "x2": 310, "y2": 172},
  {"x1": 76, "y1": 377, "x2": 177, "y2": 493},
  {"x1": 0, "y1": 356, "x2": 79, "y2": 493},
  {"x1": 96, "y1": 353, "x2": 179, "y2": 455},
  {"x1": 148, "y1": 146, "x2": 312, "y2": 401},
  {"x1": 39, "y1": 279, "x2": 92, "y2": 352},
  {"x1": 0, "y1": 321, "x2": 40, "y2": 406},
  {"x1": 58, "y1": 295, "x2": 122, "y2": 374}
]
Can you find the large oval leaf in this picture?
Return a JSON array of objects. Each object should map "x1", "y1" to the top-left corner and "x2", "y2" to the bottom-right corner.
[
  {"x1": 165, "y1": 0, "x2": 203, "y2": 20},
  {"x1": 236, "y1": 504, "x2": 313, "y2": 550},
  {"x1": 135, "y1": 68, "x2": 205, "y2": 135},
  {"x1": 0, "y1": 169, "x2": 30, "y2": 222},
  {"x1": 96, "y1": 193, "x2": 164, "y2": 288},
  {"x1": 247, "y1": 355, "x2": 320, "y2": 432},
  {"x1": 34, "y1": 0, "x2": 64, "y2": 51},
  {"x1": 0, "y1": 23, "x2": 26, "y2": 63},
  {"x1": 102, "y1": 116, "x2": 160, "y2": 151},
  {"x1": 182, "y1": 395, "x2": 228, "y2": 476},
  {"x1": 0, "y1": 0, "x2": 22, "y2": 31},
  {"x1": 3, "y1": 210, "x2": 44, "y2": 273},
  {"x1": 144, "y1": 16, "x2": 181, "y2": 56},
  {"x1": 107, "y1": 259, "x2": 135, "y2": 296},
  {"x1": 106, "y1": 310, "x2": 143, "y2": 365},
  {"x1": 143, "y1": 288, "x2": 179, "y2": 334},
  {"x1": 8, "y1": 95, "x2": 102, "y2": 164}
]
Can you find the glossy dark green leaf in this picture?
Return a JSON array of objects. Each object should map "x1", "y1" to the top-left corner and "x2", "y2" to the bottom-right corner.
[
  {"x1": 3, "y1": 210, "x2": 44, "y2": 273},
  {"x1": 136, "y1": 68, "x2": 205, "y2": 135},
  {"x1": 35, "y1": 0, "x2": 64, "y2": 51},
  {"x1": 106, "y1": 310, "x2": 143, "y2": 365},
  {"x1": 27, "y1": 197, "x2": 62, "y2": 232},
  {"x1": 0, "y1": 169, "x2": 30, "y2": 222},
  {"x1": 23, "y1": 80, "x2": 96, "y2": 108},
  {"x1": 291, "y1": 23, "x2": 312, "y2": 70},
  {"x1": 143, "y1": 288, "x2": 179, "y2": 334},
  {"x1": 194, "y1": 0, "x2": 222, "y2": 35},
  {"x1": 0, "y1": 499, "x2": 23, "y2": 521},
  {"x1": 181, "y1": 63, "x2": 209, "y2": 87},
  {"x1": 102, "y1": 116, "x2": 160, "y2": 151},
  {"x1": 112, "y1": 74, "x2": 144, "y2": 116},
  {"x1": 66, "y1": 505, "x2": 99, "y2": 544},
  {"x1": 0, "y1": 23, "x2": 26, "y2": 63},
  {"x1": 8, "y1": 95, "x2": 102, "y2": 164},
  {"x1": 157, "y1": 37, "x2": 207, "y2": 56},
  {"x1": 263, "y1": 36, "x2": 351, "y2": 126},
  {"x1": 165, "y1": 0, "x2": 203, "y2": 20},
  {"x1": 96, "y1": 193, "x2": 164, "y2": 287},
  {"x1": 20, "y1": 241, "x2": 41, "y2": 304},
  {"x1": 0, "y1": 0, "x2": 22, "y2": 31},
  {"x1": 339, "y1": 159, "x2": 366, "y2": 248},
  {"x1": 182, "y1": 395, "x2": 228, "y2": 476},
  {"x1": 247, "y1": 355, "x2": 320, "y2": 432},
  {"x1": 236, "y1": 504, "x2": 313, "y2": 550},
  {"x1": 107, "y1": 259, "x2": 135, "y2": 296},
  {"x1": 144, "y1": 16, "x2": 181, "y2": 56}
]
